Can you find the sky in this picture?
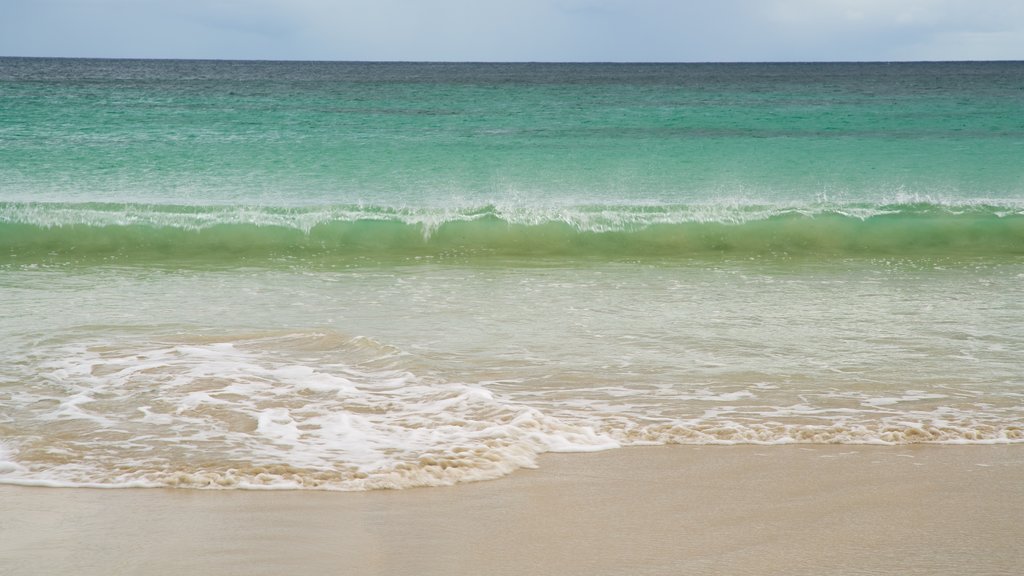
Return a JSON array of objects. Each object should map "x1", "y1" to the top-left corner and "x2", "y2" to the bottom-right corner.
[{"x1": 1, "y1": 0, "x2": 1023, "y2": 62}]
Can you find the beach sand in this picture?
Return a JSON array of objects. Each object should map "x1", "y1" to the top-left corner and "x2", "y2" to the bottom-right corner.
[{"x1": 1, "y1": 445, "x2": 1021, "y2": 576}]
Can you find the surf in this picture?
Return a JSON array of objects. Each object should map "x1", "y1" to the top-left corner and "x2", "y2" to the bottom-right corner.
[{"x1": 2, "y1": 200, "x2": 1023, "y2": 262}]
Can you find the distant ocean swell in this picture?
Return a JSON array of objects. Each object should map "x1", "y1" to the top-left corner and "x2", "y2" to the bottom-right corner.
[{"x1": 3, "y1": 201, "x2": 1023, "y2": 260}]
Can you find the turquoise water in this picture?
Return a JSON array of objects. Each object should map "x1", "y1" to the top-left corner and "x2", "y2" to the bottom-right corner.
[{"x1": 1, "y1": 59, "x2": 1022, "y2": 490}]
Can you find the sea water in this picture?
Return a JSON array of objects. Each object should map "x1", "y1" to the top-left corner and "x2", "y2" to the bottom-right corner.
[{"x1": 1, "y1": 59, "x2": 1022, "y2": 489}]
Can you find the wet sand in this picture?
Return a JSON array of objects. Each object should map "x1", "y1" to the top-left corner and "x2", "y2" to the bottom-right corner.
[{"x1": 1, "y1": 445, "x2": 1021, "y2": 576}]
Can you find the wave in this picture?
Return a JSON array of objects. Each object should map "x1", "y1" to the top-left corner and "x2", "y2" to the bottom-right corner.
[
  {"x1": 1, "y1": 330, "x2": 1020, "y2": 491},
  {"x1": 2, "y1": 200, "x2": 1023, "y2": 261}
]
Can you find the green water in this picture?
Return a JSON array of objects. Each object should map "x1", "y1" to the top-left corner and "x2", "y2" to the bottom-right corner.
[
  {"x1": 0, "y1": 59, "x2": 1022, "y2": 490},
  {"x1": 3, "y1": 60, "x2": 1023, "y2": 206}
]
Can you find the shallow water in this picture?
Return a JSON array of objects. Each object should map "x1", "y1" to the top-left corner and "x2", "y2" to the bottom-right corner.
[{"x1": 1, "y1": 59, "x2": 1022, "y2": 489}]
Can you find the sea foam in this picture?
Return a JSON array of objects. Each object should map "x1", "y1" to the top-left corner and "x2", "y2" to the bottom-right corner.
[
  {"x1": 2, "y1": 200, "x2": 1023, "y2": 262},
  {"x1": 1, "y1": 329, "x2": 1019, "y2": 490}
]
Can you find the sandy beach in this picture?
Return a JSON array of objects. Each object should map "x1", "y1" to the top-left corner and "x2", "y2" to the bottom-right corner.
[{"x1": 1, "y1": 445, "x2": 1021, "y2": 576}]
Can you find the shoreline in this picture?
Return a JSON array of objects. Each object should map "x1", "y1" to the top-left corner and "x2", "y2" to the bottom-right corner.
[{"x1": 2, "y1": 444, "x2": 1021, "y2": 576}]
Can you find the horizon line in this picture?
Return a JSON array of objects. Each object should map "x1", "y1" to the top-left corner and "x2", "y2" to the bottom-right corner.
[{"x1": 2, "y1": 55, "x2": 1022, "y2": 65}]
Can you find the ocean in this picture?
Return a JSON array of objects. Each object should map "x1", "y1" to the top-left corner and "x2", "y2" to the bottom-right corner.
[{"x1": 1, "y1": 58, "x2": 1022, "y2": 490}]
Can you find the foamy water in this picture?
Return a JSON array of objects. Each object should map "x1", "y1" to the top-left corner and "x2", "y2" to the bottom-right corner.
[
  {"x1": 1, "y1": 333, "x2": 611, "y2": 489},
  {"x1": 2, "y1": 259, "x2": 1021, "y2": 490},
  {"x1": 2, "y1": 59, "x2": 1022, "y2": 490}
]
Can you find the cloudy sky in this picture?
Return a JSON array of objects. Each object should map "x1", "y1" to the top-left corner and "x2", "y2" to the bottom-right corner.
[{"x1": 2, "y1": 0, "x2": 1022, "y2": 62}]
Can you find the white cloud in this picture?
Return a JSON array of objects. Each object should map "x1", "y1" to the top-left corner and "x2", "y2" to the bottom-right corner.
[
  {"x1": 895, "y1": 29, "x2": 1024, "y2": 61},
  {"x1": 765, "y1": 0, "x2": 940, "y2": 26},
  {"x1": 756, "y1": 0, "x2": 1024, "y2": 60},
  {"x1": 1, "y1": 0, "x2": 1022, "y2": 61}
]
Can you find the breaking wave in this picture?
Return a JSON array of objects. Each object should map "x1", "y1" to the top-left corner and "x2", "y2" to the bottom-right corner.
[{"x1": 2, "y1": 200, "x2": 1023, "y2": 262}]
